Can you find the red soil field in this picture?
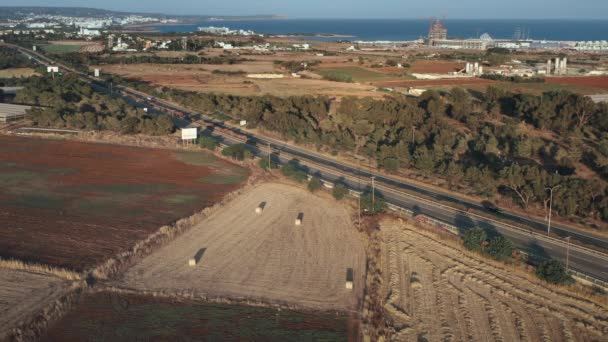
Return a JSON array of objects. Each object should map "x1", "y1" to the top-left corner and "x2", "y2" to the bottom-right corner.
[
  {"x1": 409, "y1": 60, "x2": 465, "y2": 74},
  {"x1": 375, "y1": 78, "x2": 498, "y2": 88},
  {"x1": 43, "y1": 292, "x2": 350, "y2": 341},
  {"x1": 546, "y1": 76, "x2": 608, "y2": 90},
  {"x1": 0, "y1": 136, "x2": 247, "y2": 271}
]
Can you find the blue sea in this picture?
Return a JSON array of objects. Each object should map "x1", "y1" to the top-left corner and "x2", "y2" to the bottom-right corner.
[{"x1": 154, "y1": 19, "x2": 608, "y2": 42}]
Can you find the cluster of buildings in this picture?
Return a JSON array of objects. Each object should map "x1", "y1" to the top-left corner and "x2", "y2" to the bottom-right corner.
[
  {"x1": 215, "y1": 41, "x2": 310, "y2": 52},
  {"x1": 6, "y1": 13, "x2": 170, "y2": 29},
  {"x1": 425, "y1": 19, "x2": 605, "y2": 53},
  {"x1": 198, "y1": 26, "x2": 258, "y2": 36}
]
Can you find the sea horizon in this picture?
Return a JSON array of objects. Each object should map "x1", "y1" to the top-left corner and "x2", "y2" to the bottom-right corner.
[{"x1": 153, "y1": 18, "x2": 608, "y2": 42}]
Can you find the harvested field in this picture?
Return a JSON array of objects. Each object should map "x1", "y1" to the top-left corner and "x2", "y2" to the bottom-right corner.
[
  {"x1": 43, "y1": 291, "x2": 351, "y2": 341},
  {"x1": 0, "y1": 67, "x2": 38, "y2": 78},
  {"x1": 45, "y1": 40, "x2": 103, "y2": 54},
  {"x1": 0, "y1": 136, "x2": 247, "y2": 271},
  {"x1": 121, "y1": 182, "x2": 366, "y2": 311},
  {"x1": 0, "y1": 268, "x2": 68, "y2": 339},
  {"x1": 379, "y1": 218, "x2": 608, "y2": 342},
  {"x1": 98, "y1": 63, "x2": 381, "y2": 97},
  {"x1": 409, "y1": 60, "x2": 465, "y2": 74}
]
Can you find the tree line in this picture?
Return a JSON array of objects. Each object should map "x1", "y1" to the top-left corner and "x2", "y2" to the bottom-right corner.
[
  {"x1": 133, "y1": 84, "x2": 608, "y2": 225},
  {"x1": 5, "y1": 74, "x2": 174, "y2": 135}
]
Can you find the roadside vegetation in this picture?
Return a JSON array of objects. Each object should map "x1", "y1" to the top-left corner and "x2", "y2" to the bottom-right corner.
[
  {"x1": 463, "y1": 226, "x2": 573, "y2": 285},
  {"x1": 125, "y1": 83, "x2": 608, "y2": 227},
  {"x1": 3, "y1": 74, "x2": 175, "y2": 135}
]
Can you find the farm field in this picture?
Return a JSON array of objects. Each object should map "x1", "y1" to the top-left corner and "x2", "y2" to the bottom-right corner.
[
  {"x1": 0, "y1": 67, "x2": 38, "y2": 78},
  {"x1": 315, "y1": 65, "x2": 397, "y2": 82},
  {"x1": 0, "y1": 136, "x2": 247, "y2": 271},
  {"x1": 408, "y1": 60, "x2": 465, "y2": 74},
  {"x1": 0, "y1": 268, "x2": 69, "y2": 339},
  {"x1": 42, "y1": 41, "x2": 104, "y2": 54},
  {"x1": 546, "y1": 76, "x2": 608, "y2": 91},
  {"x1": 379, "y1": 218, "x2": 608, "y2": 342},
  {"x1": 120, "y1": 182, "x2": 366, "y2": 311},
  {"x1": 96, "y1": 63, "x2": 382, "y2": 98},
  {"x1": 42, "y1": 291, "x2": 351, "y2": 341}
]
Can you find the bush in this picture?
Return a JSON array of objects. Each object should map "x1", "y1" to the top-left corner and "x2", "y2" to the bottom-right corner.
[
  {"x1": 332, "y1": 183, "x2": 349, "y2": 200},
  {"x1": 463, "y1": 227, "x2": 487, "y2": 251},
  {"x1": 361, "y1": 191, "x2": 387, "y2": 215},
  {"x1": 486, "y1": 236, "x2": 514, "y2": 261},
  {"x1": 198, "y1": 135, "x2": 219, "y2": 150},
  {"x1": 281, "y1": 162, "x2": 308, "y2": 183},
  {"x1": 221, "y1": 144, "x2": 252, "y2": 161},
  {"x1": 258, "y1": 157, "x2": 277, "y2": 170},
  {"x1": 322, "y1": 71, "x2": 353, "y2": 83},
  {"x1": 308, "y1": 176, "x2": 322, "y2": 192},
  {"x1": 535, "y1": 259, "x2": 574, "y2": 285}
]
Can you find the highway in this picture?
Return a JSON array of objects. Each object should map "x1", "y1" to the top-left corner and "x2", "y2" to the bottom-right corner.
[{"x1": 7, "y1": 43, "x2": 608, "y2": 285}]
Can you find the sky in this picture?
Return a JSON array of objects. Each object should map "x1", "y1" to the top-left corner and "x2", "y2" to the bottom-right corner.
[{"x1": 3, "y1": 0, "x2": 608, "y2": 19}]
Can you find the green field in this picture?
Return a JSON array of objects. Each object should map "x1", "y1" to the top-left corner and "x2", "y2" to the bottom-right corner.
[
  {"x1": 43, "y1": 292, "x2": 351, "y2": 341},
  {"x1": 317, "y1": 66, "x2": 393, "y2": 82}
]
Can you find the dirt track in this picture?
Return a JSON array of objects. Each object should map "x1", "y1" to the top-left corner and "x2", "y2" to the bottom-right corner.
[
  {"x1": 380, "y1": 218, "x2": 608, "y2": 341},
  {"x1": 0, "y1": 269, "x2": 67, "y2": 339},
  {"x1": 121, "y1": 183, "x2": 366, "y2": 311}
]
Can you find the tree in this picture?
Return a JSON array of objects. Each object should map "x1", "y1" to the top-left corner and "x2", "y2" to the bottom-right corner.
[
  {"x1": 308, "y1": 176, "x2": 322, "y2": 192},
  {"x1": 463, "y1": 227, "x2": 487, "y2": 251},
  {"x1": 486, "y1": 236, "x2": 514, "y2": 261},
  {"x1": 281, "y1": 161, "x2": 307, "y2": 183},
  {"x1": 332, "y1": 183, "x2": 349, "y2": 200},
  {"x1": 198, "y1": 135, "x2": 219, "y2": 150},
  {"x1": 360, "y1": 191, "x2": 387, "y2": 215},
  {"x1": 536, "y1": 259, "x2": 573, "y2": 285},
  {"x1": 221, "y1": 144, "x2": 252, "y2": 161},
  {"x1": 258, "y1": 158, "x2": 277, "y2": 170}
]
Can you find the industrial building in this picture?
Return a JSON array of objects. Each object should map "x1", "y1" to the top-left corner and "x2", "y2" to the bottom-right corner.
[
  {"x1": 431, "y1": 38, "x2": 490, "y2": 50},
  {"x1": 0, "y1": 103, "x2": 32, "y2": 123}
]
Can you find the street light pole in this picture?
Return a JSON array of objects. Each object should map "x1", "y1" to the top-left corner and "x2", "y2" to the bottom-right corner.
[
  {"x1": 545, "y1": 185, "x2": 561, "y2": 236},
  {"x1": 565, "y1": 236, "x2": 571, "y2": 271}
]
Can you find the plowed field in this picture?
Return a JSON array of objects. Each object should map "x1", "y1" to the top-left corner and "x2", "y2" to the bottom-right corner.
[
  {"x1": 0, "y1": 136, "x2": 247, "y2": 271},
  {"x1": 380, "y1": 218, "x2": 608, "y2": 342}
]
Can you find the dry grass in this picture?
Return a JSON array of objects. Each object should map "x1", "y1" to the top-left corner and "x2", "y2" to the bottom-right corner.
[
  {"x1": 379, "y1": 216, "x2": 608, "y2": 341},
  {"x1": 0, "y1": 67, "x2": 38, "y2": 78},
  {"x1": 0, "y1": 259, "x2": 81, "y2": 281},
  {"x1": 118, "y1": 182, "x2": 366, "y2": 311}
]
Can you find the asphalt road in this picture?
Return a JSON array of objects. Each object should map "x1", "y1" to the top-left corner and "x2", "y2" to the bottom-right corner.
[{"x1": 10, "y1": 44, "x2": 608, "y2": 284}]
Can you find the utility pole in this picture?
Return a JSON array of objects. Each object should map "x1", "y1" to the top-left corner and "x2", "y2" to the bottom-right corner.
[
  {"x1": 545, "y1": 184, "x2": 561, "y2": 236},
  {"x1": 371, "y1": 176, "x2": 376, "y2": 212},
  {"x1": 358, "y1": 161, "x2": 361, "y2": 230},
  {"x1": 268, "y1": 143, "x2": 271, "y2": 169},
  {"x1": 565, "y1": 236, "x2": 571, "y2": 271}
]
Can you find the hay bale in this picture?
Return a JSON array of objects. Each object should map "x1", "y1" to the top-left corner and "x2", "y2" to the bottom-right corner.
[{"x1": 188, "y1": 258, "x2": 196, "y2": 267}]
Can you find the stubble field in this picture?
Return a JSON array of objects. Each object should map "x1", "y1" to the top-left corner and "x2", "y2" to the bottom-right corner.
[
  {"x1": 120, "y1": 182, "x2": 366, "y2": 311},
  {"x1": 0, "y1": 268, "x2": 69, "y2": 339},
  {"x1": 379, "y1": 218, "x2": 608, "y2": 341},
  {"x1": 0, "y1": 136, "x2": 247, "y2": 271}
]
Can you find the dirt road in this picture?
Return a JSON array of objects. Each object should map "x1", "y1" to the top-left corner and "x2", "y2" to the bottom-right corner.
[
  {"x1": 121, "y1": 183, "x2": 366, "y2": 311},
  {"x1": 380, "y1": 218, "x2": 608, "y2": 341}
]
